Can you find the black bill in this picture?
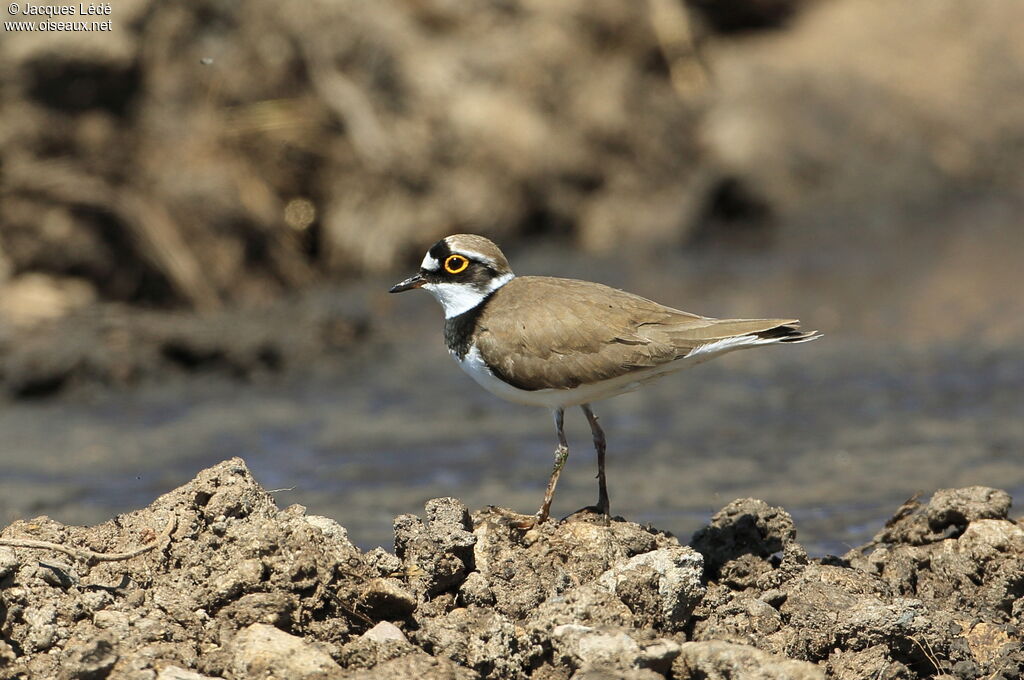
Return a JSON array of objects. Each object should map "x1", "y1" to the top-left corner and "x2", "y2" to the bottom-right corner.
[{"x1": 388, "y1": 273, "x2": 426, "y2": 293}]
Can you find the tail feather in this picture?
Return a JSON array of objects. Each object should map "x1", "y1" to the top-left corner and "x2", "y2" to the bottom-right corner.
[
  {"x1": 756, "y1": 323, "x2": 822, "y2": 343},
  {"x1": 682, "y1": 321, "x2": 821, "y2": 360}
]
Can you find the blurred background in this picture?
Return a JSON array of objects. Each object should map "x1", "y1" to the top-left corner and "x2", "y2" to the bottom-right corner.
[{"x1": 1, "y1": 0, "x2": 1022, "y2": 553}]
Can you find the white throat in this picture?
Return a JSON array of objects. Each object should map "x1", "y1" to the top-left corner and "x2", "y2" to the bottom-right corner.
[{"x1": 424, "y1": 273, "x2": 514, "y2": 318}]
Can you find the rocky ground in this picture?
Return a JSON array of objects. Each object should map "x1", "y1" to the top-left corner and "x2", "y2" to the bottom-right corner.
[{"x1": 0, "y1": 459, "x2": 1021, "y2": 679}]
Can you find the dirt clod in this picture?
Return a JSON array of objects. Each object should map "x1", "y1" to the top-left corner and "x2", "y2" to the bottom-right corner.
[{"x1": 690, "y1": 498, "x2": 799, "y2": 580}]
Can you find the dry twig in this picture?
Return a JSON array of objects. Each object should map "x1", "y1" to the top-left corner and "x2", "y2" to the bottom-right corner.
[
  {"x1": 0, "y1": 514, "x2": 177, "y2": 566},
  {"x1": 910, "y1": 635, "x2": 943, "y2": 674}
]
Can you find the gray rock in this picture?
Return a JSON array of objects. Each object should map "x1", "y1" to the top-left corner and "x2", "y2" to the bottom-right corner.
[
  {"x1": 550, "y1": 624, "x2": 681, "y2": 676},
  {"x1": 362, "y1": 621, "x2": 408, "y2": 644},
  {"x1": 956, "y1": 518, "x2": 1024, "y2": 557},
  {"x1": 210, "y1": 558, "x2": 265, "y2": 602},
  {"x1": 226, "y1": 623, "x2": 342, "y2": 679},
  {"x1": 673, "y1": 640, "x2": 825, "y2": 680},
  {"x1": 93, "y1": 610, "x2": 130, "y2": 630},
  {"x1": 155, "y1": 666, "x2": 222, "y2": 680},
  {"x1": 458, "y1": 571, "x2": 496, "y2": 607},
  {"x1": 596, "y1": 545, "x2": 705, "y2": 630},
  {"x1": 359, "y1": 577, "x2": 418, "y2": 620},
  {"x1": 339, "y1": 623, "x2": 417, "y2": 670},
  {"x1": 551, "y1": 625, "x2": 640, "y2": 669},
  {"x1": 0, "y1": 547, "x2": 18, "y2": 579},
  {"x1": 24, "y1": 604, "x2": 58, "y2": 652},
  {"x1": 365, "y1": 546, "x2": 404, "y2": 578},
  {"x1": 304, "y1": 514, "x2": 353, "y2": 546}
]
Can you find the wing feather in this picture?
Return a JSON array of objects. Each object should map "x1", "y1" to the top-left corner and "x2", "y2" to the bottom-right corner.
[{"x1": 478, "y1": 277, "x2": 801, "y2": 391}]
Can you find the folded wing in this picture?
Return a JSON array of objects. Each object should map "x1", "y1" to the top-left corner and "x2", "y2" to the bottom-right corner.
[{"x1": 476, "y1": 277, "x2": 811, "y2": 391}]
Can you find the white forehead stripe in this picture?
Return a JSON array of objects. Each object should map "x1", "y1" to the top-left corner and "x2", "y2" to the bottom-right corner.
[
  {"x1": 422, "y1": 246, "x2": 499, "y2": 271},
  {"x1": 455, "y1": 249, "x2": 497, "y2": 267},
  {"x1": 421, "y1": 253, "x2": 441, "y2": 271}
]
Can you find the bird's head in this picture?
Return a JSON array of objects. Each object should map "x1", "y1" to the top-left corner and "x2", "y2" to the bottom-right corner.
[{"x1": 389, "y1": 234, "x2": 515, "y2": 318}]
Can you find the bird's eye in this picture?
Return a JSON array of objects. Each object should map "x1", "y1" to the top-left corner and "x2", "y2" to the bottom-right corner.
[{"x1": 444, "y1": 254, "x2": 469, "y2": 274}]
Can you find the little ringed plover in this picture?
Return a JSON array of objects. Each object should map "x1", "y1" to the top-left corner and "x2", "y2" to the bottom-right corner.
[{"x1": 390, "y1": 234, "x2": 821, "y2": 525}]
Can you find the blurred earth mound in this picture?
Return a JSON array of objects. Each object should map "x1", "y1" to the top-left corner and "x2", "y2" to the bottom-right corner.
[
  {"x1": 3, "y1": 0, "x2": 1022, "y2": 315},
  {"x1": 1, "y1": 0, "x2": 704, "y2": 314}
]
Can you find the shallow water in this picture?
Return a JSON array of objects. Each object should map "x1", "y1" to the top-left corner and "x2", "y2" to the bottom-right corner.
[{"x1": 2, "y1": 229, "x2": 1023, "y2": 555}]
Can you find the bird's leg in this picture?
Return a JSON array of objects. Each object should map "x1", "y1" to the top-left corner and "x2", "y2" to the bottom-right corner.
[
  {"x1": 581, "y1": 403, "x2": 610, "y2": 521},
  {"x1": 535, "y1": 407, "x2": 569, "y2": 524}
]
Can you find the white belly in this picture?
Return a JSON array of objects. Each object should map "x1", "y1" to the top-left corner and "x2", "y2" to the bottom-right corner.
[{"x1": 453, "y1": 337, "x2": 770, "y2": 409}]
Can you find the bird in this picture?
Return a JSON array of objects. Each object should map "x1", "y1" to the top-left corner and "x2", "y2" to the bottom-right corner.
[{"x1": 389, "y1": 234, "x2": 820, "y2": 526}]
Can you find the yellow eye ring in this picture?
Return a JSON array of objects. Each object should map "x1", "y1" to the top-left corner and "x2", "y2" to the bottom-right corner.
[{"x1": 444, "y1": 254, "x2": 469, "y2": 274}]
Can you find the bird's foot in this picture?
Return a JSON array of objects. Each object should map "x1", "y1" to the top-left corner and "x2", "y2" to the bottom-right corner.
[
  {"x1": 514, "y1": 515, "x2": 540, "y2": 531},
  {"x1": 486, "y1": 506, "x2": 545, "y2": 530},
  {"x1": 565, "y1": 504, "x2": 612, "y2": 526}
]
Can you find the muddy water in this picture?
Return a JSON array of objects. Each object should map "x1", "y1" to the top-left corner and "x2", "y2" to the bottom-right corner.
[{"x1": 2, "y1": 224, "x2": 1023, "y2": 555}]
